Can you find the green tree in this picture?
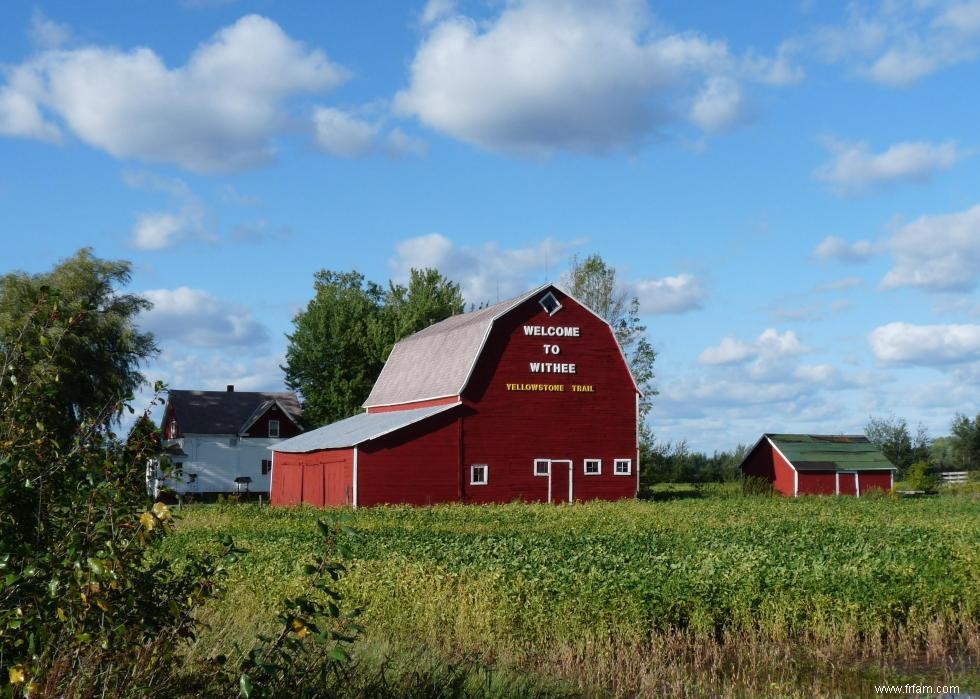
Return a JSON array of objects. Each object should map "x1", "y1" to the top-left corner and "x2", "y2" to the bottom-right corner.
[
  {"x1": 0, "y1": 248, "x2": 157, "y2": 437},
  {"x1": 380, "y1": 268, "x2": 464, "y2": 346},
  {"x1": 562, "y1": 254, "x2": 658, "y2": 448},
  {"x1": 949, "y1": 413, "x2": 980, "y2": 470},
  {"x1": 865, "y1": 414, "x2": 930, "y2": 475},
  {"x1": 0, "y1": 277, "x2": 236, "y2": 695},
  {"x1": 283, "y1": 268, "x2": 463, "y2": 425}
]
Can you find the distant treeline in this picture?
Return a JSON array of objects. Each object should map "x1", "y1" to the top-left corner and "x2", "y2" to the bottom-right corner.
[
  {"x1": 643, "y1": 412, "x2": 980, "y2": 484},
  {"x1": 642, "y1": 441, "x2": 748, "y2": 484}
]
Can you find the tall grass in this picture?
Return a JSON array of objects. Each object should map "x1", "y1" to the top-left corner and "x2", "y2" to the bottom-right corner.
[{"x1": 162, "y1": 495, "x2": 980, "y2": 697}]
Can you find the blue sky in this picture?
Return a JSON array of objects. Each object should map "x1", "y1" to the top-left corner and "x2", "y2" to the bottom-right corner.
[{"x1": 2, "y1": 0, "x2": 979, "y2": 452}]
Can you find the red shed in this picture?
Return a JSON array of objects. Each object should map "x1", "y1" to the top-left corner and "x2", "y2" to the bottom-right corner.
[
  {"x1": 272, "y1": 284, "x2": 641, "y2": 507},
  {"x1": 739, "y1": 433, "x2": 896, "y2": 497}
]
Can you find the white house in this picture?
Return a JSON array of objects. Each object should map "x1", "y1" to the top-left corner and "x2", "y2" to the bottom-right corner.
[{"x1": 149, "y1": 385, "x2": 303, "y2": 498}]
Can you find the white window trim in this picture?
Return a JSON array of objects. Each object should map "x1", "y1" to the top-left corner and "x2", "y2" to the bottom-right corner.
[
  {"x1": 470, "y1": 463, "x2": 489, "y2": 485},
  {"x1": 268, "y1": 419, "x2": 280, "y2": 438},
  {"x1": 533, "y1": 458, "x2": 550, "y2": 476},
  {"x1": 538, "y1": 291, "x2": 562, "y2": 316},
  {"x1": 614, "y1": 458, "x2": 632, "y2": 476},
  {"x1": 584, "y1": 458, "x2": 602, "y2": 475}
]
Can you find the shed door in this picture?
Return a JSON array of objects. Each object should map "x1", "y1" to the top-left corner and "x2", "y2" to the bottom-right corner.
[
  {"x1": 838, "y1": 471, "x2": 858, "y2": 497},
  {"x1": 548, "y1": 459, "x2": 573, "y2": 503}
]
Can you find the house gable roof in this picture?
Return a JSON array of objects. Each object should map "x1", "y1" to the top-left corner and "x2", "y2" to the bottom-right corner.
[
  {"x1": 363, "y1": 283, "x2": 639, "y2": 408},
  {"x1": 743, "y1": 433, "x2": 897, "y2": 472},
  {"x1": 165, "y1": 390, "x2": 302, "y2": 436},
  {"x1": 239, "y1": 398, "x2": 303, "y2": 435},
  {"x1": 273, "y1": 402, "x2": 460, "y2": 452}
]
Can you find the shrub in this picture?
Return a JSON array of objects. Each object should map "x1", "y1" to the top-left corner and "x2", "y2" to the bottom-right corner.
[
  {"x1": 742, "y1": 475, "x2": 773, "y2": 496},
  {"x1": 905, "y1": 461, "x2": 939, "y2": 493}
]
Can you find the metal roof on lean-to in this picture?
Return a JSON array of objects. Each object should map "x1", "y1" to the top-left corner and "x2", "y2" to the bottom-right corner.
[
  {"x1": 272, "y1": 402, "x2": 460, "y2": 453},
  {"x1": 362, "y1": 285, "x2": 550, "y2": 408},
  {"x1": 766, "y1": 434, "x2": 897, "y2": 471}
]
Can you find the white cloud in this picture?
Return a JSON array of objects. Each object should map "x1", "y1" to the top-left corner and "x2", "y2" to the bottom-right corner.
[
  {"x1": 880, "y1": 204, "x2": 980, "y2": 292},
  {"x1": 812, "y1": 235, "x2": 876, "y2": 263},
  {"x1": 395, "y1": 0, "x2": 785, "y2": 155},
  {"x1": 690, "y1": 76, "x2": 744, "y2": 132},
  {"x1": 699, "y1": 328, "x2": 806, "y2": 366},
  {"x1": 386, "y1": 128, "x2": 428, "y2": 157},
  {"x1": 815, "y1": 139, "x2": 967, "y2": 194},
  {"x1": 698, "y1": 337, "x2": 755, "y2": 365},
  {"x1": 390, "y1": 233, "x2": 581, "y2": 303},
  {"x1": 124, "y1": 171, "x2": 211, "y2": 250},
  {"x1": 869, "y1": 321, "x2": 980, "y2": 364},
  {"x1": 420, "y1": 0, "x2": 457, "y2": 26},
  {"x1": 29, "y1": 9, "x2": 71, "y2": 50},
  {"x1": 140, "y1": 287, "x2": 269, "y2": 348},
  {"x1": 810, "y1": 2, "x2": 980, "y2": 86},
  {"x1": 0, "y1": 15, "x2": 348, "y2": 172},
  {"x1": 632, "y1": 274, "x2": 706, "y2": 315},
  {"x1": 313, "y1": 107, "x2": 379, "y2": 157}
]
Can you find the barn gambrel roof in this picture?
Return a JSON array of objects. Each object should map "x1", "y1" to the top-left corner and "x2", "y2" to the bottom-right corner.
[{"x1": 362, "y1": 283, "x2": 640, "y2": 409}]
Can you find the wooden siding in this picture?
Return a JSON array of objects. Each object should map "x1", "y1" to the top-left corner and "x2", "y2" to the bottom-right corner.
[
  {"x1": 271, "y1": 449, "x2": 354, "y2": 507},
  {"x1": 366, "y1": 395, "x2": 460, "y2": 414},
  {"x1": 242, "y1": 402, "x2": 303, "y2": 439},
  {"x1": 799, "y1": 470, "x2": 837, "y2": 495},
  {"x1": 459, "y1": 291, "x2": 637, "y2": 504},
  {"x1": 357, "y1": 410, "x2": 463, "y2": 506},
  {"x1": 858, "y1": 471, "x2": 892, "y2": 493}
]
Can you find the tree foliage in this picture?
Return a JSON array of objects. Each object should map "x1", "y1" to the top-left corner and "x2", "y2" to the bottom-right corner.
[
  {"x1": 949, "y1": 413, "x2": 980, "y2": 470},
  {"x1": 864, "y1": 415, "x2": 931, "y2": 476},
  {"x1": 0, "y1": 279, "x2": 239, "y2": 695},
  {"x1": 562, "y1": 254, "x2": 658, "y2": 448},
  {"x1": 283, "y1": 268, "x2": 463, "y2": 425},
  {"x1": 644, "y1": 440, "x2": 747, "y2": 484},
  {"x1": 0, "y1": 248, "x2": 157, "y2": 437}
]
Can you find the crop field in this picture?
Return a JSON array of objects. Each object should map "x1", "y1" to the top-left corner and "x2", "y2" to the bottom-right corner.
[{"x1": 162, "y1": 492, "x2": 980, "y2": 698}]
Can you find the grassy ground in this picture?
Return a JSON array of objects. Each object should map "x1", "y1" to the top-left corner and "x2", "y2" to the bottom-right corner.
[{"x1": 160, "y1": 491, "x2": 980, "y2": 697}]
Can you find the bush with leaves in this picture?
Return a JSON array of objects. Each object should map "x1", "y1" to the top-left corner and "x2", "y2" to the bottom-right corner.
[
  {"x1": 0, "y1": 285, "x2": 240, "y2": 696},
  {"x1": 905, "y1": 461, "x2": 939, "y2": 493},
  {"x1": 234, "y1": 516, "x2": 361, "y2": 698}
]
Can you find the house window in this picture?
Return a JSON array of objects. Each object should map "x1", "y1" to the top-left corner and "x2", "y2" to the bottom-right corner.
[
  {"x1": 584, "y1": 459, "x2": 601, "y2": 475},
  {"x1": 538, "y1": 291, "x2": 562, "y2": 316},
  {"x1": 169, "y1": 419, "x2": 177, "y2": 438},
  {"x1": 174, "y1": 462, "x2": 184, "y2": 478},
  {"x1": 534, "y1": 459, "x2": 550, "y2": 476},
  {"x1": 470, "y1": 464, "x2": 488, "y2": 485},
  {"x1": 261, "y1": 459, "x2": 272, "y2": 475},
  {"x1": 268, "y1": 420, "x2": 280, "y2": 438},
  {"x1": 614, "y1": 459, "x2": 632, "y2": 476}
]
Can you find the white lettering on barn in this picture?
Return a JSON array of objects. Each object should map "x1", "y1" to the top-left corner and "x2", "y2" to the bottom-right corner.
[
  {"x1": 529, "y1": 362, "x2": 577, "y2": 374},
  {"x1": 523, "y1": 325, "x2": 581, "y2": 337}
]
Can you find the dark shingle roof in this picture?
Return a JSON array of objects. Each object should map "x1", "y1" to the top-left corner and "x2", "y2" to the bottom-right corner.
[
  {"x1": 766, "y1": 434, "x2": 897, "y2": 471},
  {"x1": 166, "y1": 390, "x2": 302, "y2": 435}
]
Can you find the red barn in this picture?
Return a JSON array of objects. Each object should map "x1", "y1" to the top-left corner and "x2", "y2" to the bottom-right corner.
[
  {"x1": 271, "y1": 284, "x2": 641, "y2": 507},
  {"x1": 739, "y1": 433, "x2": 896, "y2": 496}
]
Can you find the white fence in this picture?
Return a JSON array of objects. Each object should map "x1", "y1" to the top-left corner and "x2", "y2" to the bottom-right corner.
[{"x1": 939, "y1": 471, "x2": 969, "y2": 485}]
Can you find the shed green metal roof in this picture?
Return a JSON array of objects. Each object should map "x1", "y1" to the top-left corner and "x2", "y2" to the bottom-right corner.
[{"x1": 767, "y1": 434, "x2": 897, "y2": 471}]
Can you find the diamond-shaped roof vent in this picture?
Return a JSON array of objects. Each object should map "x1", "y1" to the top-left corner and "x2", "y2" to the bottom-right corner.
[{"x1": 538, "y1": 291, "x2": 561, "y2": 316}]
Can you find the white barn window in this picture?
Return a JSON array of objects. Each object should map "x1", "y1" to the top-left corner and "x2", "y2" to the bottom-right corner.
[
  {"x1": 584, "y1": 459, "x2": 601, "y2": 475},
  {"x1": 534, "y1": 459, "x2": 550, "y2": 476},
  {"x1": 614, "y1": 459, "x2": 632, "y2": 476},
  {"x1": 470, "y1": 464, "x2": 488, "y2": 485}
]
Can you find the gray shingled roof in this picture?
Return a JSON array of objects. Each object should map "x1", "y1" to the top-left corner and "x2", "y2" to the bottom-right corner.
[
  {"x1": 272, "y1": 403, "x2": 460, "y2": 452},
  {"x1": 363, "y1": 285, "x2": 550, "y2": 408},
  {"x1": 166, "y1": 390, "x2": 302, "y2": 435}
]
